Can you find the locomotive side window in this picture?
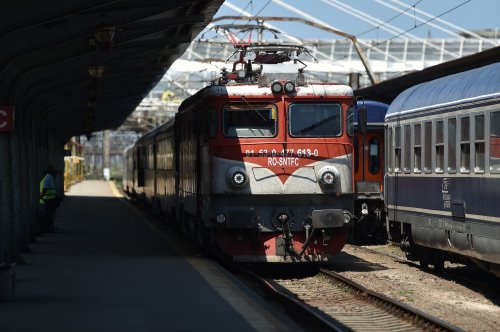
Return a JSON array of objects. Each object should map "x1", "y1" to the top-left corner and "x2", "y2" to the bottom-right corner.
[
  {"x1": 448, "y1": 118, "x2": 457, "y2": 173},
  {"x1": 289, "y1": 103, "x2": 341, "y2": 137},
  {"x1": 474, "y1": 114, "x2": 485, "y2": 173},
  {"x1": 460, "y1": 116, "x2": 470, "y2": 173},
  {"x1": 346, "y1": 106, "x2": 354, "y2": 136},
  {"x1": 435, "y1": 120, "x2": 444, "y2": 173},
  {"x1": 206, "y1": 108, "x2": 217, "y2": 138},
  {"x1": 394, "y1": 126, "x2": 401, "y2": 173},
  {"x1": 424, "y1": 121, "x2": 432, "y2": 173},
  {"x1": 369, "y1": 138, "x2": 380, "y2": 174},
  {"x1": 403, "y1": 125, "x2": 411, "y2": 173},
  {"x1": 223, "y1": 104, "x2": 277, "y2": 138},
  {"x1": 490, "y1": 111, "x2": 500, "y2": 173},
  {"x1": 414, "y1": 123, "x2": 422, "y2": 173}
]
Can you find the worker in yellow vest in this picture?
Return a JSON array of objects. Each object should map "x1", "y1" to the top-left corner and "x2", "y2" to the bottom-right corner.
[{"x1": 39, "y1": 166, "x2": 57, "y2": 232}]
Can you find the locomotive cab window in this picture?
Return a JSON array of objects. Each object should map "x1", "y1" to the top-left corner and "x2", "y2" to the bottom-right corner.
[
  {"x1": 491, "y1": 111, "x2": 500, "y2": 173},
  {"x1": 223, "y1": 104, "x2": 277, "y2": 138},
  {"x1": 289, "y1": 103, "x2": 341, "y2": 137}
]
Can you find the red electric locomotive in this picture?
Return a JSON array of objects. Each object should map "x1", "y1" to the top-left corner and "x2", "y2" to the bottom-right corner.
[{"x1": 124, "y1": 46, "x2": 360, "y2": 262}]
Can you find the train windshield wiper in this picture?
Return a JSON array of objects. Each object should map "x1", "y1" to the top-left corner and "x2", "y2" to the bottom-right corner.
[{"x1": 241, "y1": 96, "x2": 268, "y2": 123}]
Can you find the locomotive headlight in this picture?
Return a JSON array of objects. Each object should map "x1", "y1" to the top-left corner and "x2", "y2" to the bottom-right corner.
[
  {"x1": 216, "y1": 213, "x2": 226, "y2": 224},
  {"x1": 226, "y1": 166, "x2": 249, "y2": 189},
  {"x1": 343, "y1": 211, "x2": 352, "y2": 224},
  {"x1": 284, "y1": 81, "x2": 296, "y2": 93},
  {"x1": 232, "y1": 171, "x2": 246, "y2": 186},
  {"x1": 271, "y1": 81, "x2": 283, "y2": 94},
  {"x1": 321, "y1": 171, "x2": 335, "y2": 185},
  {"x1": 318, "y1": 166, "x2": 340, "y2": 185}
]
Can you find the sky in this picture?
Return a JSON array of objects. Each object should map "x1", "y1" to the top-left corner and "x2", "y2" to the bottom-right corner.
[{"x1": 201, "y1": 0, "x2": 500, "y2": 42}]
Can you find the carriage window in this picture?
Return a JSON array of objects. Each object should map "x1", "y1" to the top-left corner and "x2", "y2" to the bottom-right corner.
[
  {"x1": 369, "y1": 138, "x2": 380, "y2": 174},
  {"x1": 156, "y1": 140, "x2": 165, "y2": 170},
  {"x1": 289, "y1": 103, "x2": 342, "y2": 137},
  {"x1": 223, "y1": 104, "x2": 277, "y2": 138},
  {"x1": 394, "y1": 126, "x2": 401, "y2": 173},
  {"x1": 460, "y1": 116, "x2": 470, "y2": 172},
  {"x1": 424, "y1": 121, "x2": 432, "y2": 172},
  {"x1": 387, "y1": 126, "x2": 393, "y2": 173},
  {"x1": 414, "y1": 124, "x2": 421, "y2": 173},
  {"x1": 403, "y1": 125, "x2": 411, "y2": 172},
  {"x1": 147, "y1": 145, "x2": 154, "y2": 169},
  {"x1": 448, "y1": 118, "x2": 456, "y2": 172},
  {"x1": 475, "y1": 115, "x2": 485, "y2": 172},
  {"x1": 166, "y1": 140, "x2": 174, "y2": 170},
  {"x1": 490, "y1": 111, "x2": 500, "y2": 173},
  {"x1": 435, "y1": 120, "x2": 444, "y2": 173},
  {"x1": 157, "y1": 139, "x2": 174, "y2": 170}
]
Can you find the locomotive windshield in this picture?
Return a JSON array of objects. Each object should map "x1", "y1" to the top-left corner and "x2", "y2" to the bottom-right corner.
[
  {"x1": 223, "y1": 104, "x2": 277, "y2": 138},
  {"x1": 289, "y1": 103, "x2": 342, "y2": 137}
]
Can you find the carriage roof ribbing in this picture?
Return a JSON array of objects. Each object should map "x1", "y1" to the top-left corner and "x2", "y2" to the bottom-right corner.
[{"x1": 386, "y1": 62, "x2": 500, "y2": 120}]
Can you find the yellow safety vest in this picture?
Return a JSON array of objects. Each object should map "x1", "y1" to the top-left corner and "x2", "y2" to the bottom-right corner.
[{"x1": 40, "y1": 174, "x2": 56, "y2": 204}]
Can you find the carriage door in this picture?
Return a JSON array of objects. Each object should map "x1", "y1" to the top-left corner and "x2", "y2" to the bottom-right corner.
[{"x1": 357, "y1": 131, "x2": 383, "y2": 189}]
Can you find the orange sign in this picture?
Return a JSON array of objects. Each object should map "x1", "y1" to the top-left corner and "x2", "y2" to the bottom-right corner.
[{"x1": 0, "y1": 106, "x2": 14, "y2": 132}]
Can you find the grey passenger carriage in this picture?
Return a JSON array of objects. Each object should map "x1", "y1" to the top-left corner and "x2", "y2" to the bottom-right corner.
[{"x1": 384, "y1": 62, "x2": 500, "y2": 275}]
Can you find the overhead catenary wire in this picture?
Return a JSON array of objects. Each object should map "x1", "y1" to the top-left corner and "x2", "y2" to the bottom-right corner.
[
  {"x1": 355, "y1": 0, "x2": 474, "y2": 57},
  {"x1": 356, "y1": 0, "x2": 423, "y2": 38},
  {"x1": 270, "y1": 0, "x2": 405, "y2": 63},
  {"x1": 162, "y1": 0, "x2": 494, "y2": 95},
  {"x1": 322, "y1": 0, "x2": 460, "y2": 59},
  {"x1": 373, "y1": 0, "x2": 466, "y2": 40},
  {"x1": 386, "y1": 0, "x2": 497, "y2": 46},
  {"x1": 222, "y1": 1, "x2": 367, "y2": 74}
]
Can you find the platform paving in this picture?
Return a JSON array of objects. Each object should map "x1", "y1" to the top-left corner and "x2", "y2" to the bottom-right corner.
[{"x1": 0, "y1": 181, "x2": 301, "y2": 332}]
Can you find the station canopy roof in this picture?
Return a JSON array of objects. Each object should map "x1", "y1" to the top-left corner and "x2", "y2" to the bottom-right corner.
[{"x1": 0, "y1": 0, "x2": 224, "y2": 141}]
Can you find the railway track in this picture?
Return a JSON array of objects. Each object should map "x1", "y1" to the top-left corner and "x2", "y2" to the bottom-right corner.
[
  {"x1": 350, "y1": 244, "x2": 500, "y2": 296},
  {"x1": 241, "y1": 266, "x2": 462, "y2": 332}
]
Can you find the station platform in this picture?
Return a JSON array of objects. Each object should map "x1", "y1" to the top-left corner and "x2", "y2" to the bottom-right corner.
[{"x1": 0, "y1": 181, "x2": 301, "y2": 332}]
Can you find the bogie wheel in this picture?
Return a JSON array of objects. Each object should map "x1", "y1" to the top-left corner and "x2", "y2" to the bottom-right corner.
[
  {"x1": 419, "y1": 259, "x2": 430, "y2": 270},
  {"x1": 433, "y1": 253, "x2": 445, "y2": 273}
]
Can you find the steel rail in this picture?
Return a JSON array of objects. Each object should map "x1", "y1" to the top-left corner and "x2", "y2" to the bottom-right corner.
[
  {"x1": 242, "y1": 269, "x2": 348, "y2": 332},
  {"x1": 319, "y1": 267, "x2": 463, "y2": 332}
]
